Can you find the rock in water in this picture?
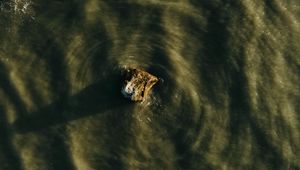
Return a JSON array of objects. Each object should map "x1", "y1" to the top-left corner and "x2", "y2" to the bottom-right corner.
[{"x1": 121, "y1": 68, "x2": 158, "y2": 102}]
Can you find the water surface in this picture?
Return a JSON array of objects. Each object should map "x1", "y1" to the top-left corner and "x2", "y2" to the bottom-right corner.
[{"x1": 0, "y1": 0, "x2": 300, "y2": 169}]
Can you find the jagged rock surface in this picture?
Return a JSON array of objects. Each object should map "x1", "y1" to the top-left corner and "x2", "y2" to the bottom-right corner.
[{"x1": 121, "y1": 68, "x2": 158, "y2": 102}]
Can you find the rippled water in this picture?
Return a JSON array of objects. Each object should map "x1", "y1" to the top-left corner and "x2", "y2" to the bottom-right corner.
[{"x1": 0, "y1": 0, "x2": 300, "y2": 169}]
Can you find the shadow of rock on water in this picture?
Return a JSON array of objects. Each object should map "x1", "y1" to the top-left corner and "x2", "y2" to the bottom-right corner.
[{"x1": 12, "y1": 72, "x2": 131, "y2": 133}]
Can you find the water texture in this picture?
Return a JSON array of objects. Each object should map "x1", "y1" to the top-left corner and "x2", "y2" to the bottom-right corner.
[{"x1": 0, "y1": 0, "x2": 300, "y2": 169}]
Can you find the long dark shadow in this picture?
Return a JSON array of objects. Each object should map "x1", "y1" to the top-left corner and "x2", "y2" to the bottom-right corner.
[
  {"x1": 0, "y1": 62, "x2": 24, "y2": 170},
  {"x1": 12, "y1": 72, "x2": 131, "y2": 133}
]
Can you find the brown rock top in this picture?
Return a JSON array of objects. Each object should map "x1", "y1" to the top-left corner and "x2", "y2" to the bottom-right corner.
[{"x1": 121, "y1": 68, "x2": 158, "y2": 102}]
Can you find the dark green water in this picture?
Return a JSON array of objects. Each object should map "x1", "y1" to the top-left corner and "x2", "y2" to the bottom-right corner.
[{"x1": 0, "y1": 0, "x2": 300, "y2": 169}]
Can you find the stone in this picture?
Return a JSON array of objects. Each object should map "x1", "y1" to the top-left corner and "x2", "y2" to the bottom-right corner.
[{"x1": 121, "y1": 68, "x2": 158, "y2": 102}]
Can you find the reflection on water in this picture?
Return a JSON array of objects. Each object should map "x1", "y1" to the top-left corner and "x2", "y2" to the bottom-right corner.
[{"x1": 0, "y1": 0, "x2": 300, "y2": 169}]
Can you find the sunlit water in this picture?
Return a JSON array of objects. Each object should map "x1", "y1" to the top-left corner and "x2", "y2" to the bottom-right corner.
[{"x1": 0, "y1": 0, "x2": 300, "y2": 169}]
